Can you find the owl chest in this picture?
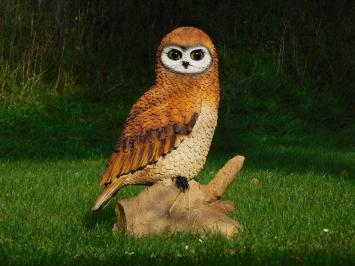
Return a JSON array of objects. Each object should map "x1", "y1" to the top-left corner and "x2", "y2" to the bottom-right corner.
[{"x1": 152, "y1": 104, "x2": 218, "y2": 179}]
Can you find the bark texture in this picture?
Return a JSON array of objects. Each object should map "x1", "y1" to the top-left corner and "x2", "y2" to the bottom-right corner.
[{"x1": 113, "y1": 155, "x2": 245, "y2": 238}]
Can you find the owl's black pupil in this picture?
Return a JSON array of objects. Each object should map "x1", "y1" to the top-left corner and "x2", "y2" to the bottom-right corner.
[
  {"x1": 194, "y1": 51, "x2": 202, "y2": 59},
  {"x1": 169, "y1": 49, "x2": 181, "y2": 60},
  {"x1": 191, "y1": 49, "x2": 204, "y2": 60}
]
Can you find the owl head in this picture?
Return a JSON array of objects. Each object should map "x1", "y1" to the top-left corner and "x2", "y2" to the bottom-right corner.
[{"x1": 156, "y1": 27, "x2": 218, "y2": 76}]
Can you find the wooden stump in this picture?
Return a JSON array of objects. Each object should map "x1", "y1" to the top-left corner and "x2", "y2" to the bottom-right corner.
[{"x1": 113, "y1": 155, "x2": 245, "y2": 238}]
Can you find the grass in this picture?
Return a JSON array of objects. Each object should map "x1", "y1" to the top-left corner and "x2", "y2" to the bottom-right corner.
[{"x1": 0, "y1": 121, "x2": 354, "y2": 265}]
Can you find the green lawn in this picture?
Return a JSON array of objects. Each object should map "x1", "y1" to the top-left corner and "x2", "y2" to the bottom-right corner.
[{"x1": 0, "y1": 130, "x2": 354, "y2": 265}]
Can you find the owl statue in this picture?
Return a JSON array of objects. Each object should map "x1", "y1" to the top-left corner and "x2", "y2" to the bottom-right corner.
[{"x1": 92, "y1": 27, "x2": 220, "y2": 211}]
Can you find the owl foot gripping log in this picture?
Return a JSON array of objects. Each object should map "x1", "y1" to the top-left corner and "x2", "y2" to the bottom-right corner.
[
  {"x1": 92, "y1": 27, "x2": 220, "y2": 212},
  {"x1": 175, "y1": 176, "x2": 189, "y2": 192}
]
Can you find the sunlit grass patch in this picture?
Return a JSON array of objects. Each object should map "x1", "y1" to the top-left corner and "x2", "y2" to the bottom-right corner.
[{"x1": 0, "y1": 133, "x2": 353, "y2": 265}]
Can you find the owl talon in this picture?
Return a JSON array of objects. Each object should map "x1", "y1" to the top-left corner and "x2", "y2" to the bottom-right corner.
[{"x1": 175, "y1": 176, "x2": 189, "y2": 192}]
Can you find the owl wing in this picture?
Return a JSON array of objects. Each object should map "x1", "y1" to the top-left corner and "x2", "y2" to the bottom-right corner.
[{"x1": 99, "y1": 99, "x2": 200, "y2": 185}]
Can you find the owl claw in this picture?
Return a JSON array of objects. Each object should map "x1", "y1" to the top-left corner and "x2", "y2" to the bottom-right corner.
[{"x1": 175, "y1": 176, "x2": 189, "y2": 192}]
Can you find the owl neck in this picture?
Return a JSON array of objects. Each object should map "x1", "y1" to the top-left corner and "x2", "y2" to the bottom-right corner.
[{"x1": 155, "y1": 65, "x2": 220, "y2": 107}]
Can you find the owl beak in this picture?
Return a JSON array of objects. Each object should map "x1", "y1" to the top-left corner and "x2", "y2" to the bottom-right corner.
[{"x1": 182, "y1": 61, "x2": 190, "y2": 69}]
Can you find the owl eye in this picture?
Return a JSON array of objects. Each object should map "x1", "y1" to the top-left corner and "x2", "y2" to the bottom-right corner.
[
  {"x1": 167, "y1": 49, "x2": 182, "y2": 60},
  {"x1": 190, "y1": 49, "x2": 204, "y2": 61}
]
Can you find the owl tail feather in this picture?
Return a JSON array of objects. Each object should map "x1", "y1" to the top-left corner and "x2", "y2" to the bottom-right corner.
[{"x1": 91, "y1": 176, "x2": 127, "y2": 212}]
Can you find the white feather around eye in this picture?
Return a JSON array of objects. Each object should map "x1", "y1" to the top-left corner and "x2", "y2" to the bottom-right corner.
[{"x1": 161, "y1": 45, "x2": 212, "y2": 74}]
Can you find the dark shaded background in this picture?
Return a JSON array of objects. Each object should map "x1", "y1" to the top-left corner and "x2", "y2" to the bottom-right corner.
[{"x1": 0, "y1": 0, "x2": 354, "y2": 159}]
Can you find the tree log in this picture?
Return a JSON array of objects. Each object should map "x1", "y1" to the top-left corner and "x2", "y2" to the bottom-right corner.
[{"x1": 113, "y1": 155, "x2": 245, "y2": 237}]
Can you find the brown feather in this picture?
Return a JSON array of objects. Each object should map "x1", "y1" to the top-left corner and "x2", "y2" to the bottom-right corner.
[
  {"x1": 158, "y1": 128, "x2": 165, "y2": 140},
  {"x1": 99, "y1": 153, "x2": 117, "y2": 185},
  {"x1": 147, "y1": 142, "x2": 155, "y2": 162},
  {"x1": 140, "y1": 145, "x2": 151, "y2": 167},
  {"x1": 153, "y1": 138, "x2": 162, "y2": 162},
  {"x1": 92, "y1": 175, "x2": 128, "y2": 211},
  {"x1": 133, "y1": 143, "x2": 145, "y2": 170},
  {"x1": 122, "y1": 138, "x2": 129, "y2": 153},
  {"x1": 163, "y1": 136, "x2": 172, "y2": 155},
  {"x1": 130, "y1": 144, "x2": 142, "y2": 171},
  {"x1": 109, "y1": 152, "x2": 123, "y2": 179},
  {"x1": 98, "y1": 103, "x2": 200, "y2": 186},
  {"x1": 157, "y1": 139, "x2": 165, "y2": 158},
  {"x1": 121, "y1": 151, "x2": 134, "y2": 174},
  {"x1": 169, "y1": 134, "x2": 177, "y2": 150}
]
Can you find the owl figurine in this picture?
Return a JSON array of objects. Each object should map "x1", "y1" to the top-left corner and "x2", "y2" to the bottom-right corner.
[{"x1": 92, "y1": 27, "x2": 220, "y2": 211}]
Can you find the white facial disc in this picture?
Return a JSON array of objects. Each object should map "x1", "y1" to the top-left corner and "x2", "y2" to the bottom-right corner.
[{"x1": 161, "y1": 45, "x2": 212, "y2": 74}]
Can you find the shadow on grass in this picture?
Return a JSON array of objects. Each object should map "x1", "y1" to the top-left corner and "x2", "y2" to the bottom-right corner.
[
  {"x1": 235, "y1": 147, "x2": 354, "y2": 181},
  {"x1": 210, "y1": 130, "x2": 354, "y2": 180},
  {"x1": 83, "y1": 205, "x2": 116, "y2": 230}
]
